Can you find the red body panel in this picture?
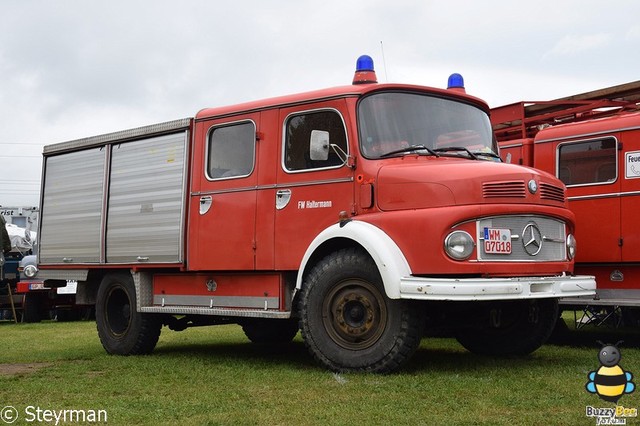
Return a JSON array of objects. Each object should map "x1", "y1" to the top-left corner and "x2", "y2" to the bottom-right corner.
[{"x1": 153, "y1": 273, "x2": 285, "y2": 310}]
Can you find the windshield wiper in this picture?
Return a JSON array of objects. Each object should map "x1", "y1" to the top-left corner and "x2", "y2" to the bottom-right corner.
[
  {"x1": 379, "y1": 144, "x2": 439, "y2": 158},
  {"x1": 471, "y1": 151, "x2": 502, "y2": 161},
  {"x1": 433, "y1": 146, "x2": 479, "y2": 160}
]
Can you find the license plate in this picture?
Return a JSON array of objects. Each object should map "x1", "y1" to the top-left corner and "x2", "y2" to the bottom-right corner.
[
  {"x1": 483, "y1": 227, "x2": 512, "y2": 254},
  {"x1": 29, "y1": 282, "x2": 46, "y2": 290}
]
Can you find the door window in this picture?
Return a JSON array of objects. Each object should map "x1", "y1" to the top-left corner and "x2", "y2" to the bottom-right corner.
[
  {"x1": 207, "y1": 121, "x2": 256, "y2": 179},
  {"x1": 557, "y1": 137, "x2": 617, "y2": 186},
  {"x1": 284, "y1": 110, "x2": 347, "y2": 172}
]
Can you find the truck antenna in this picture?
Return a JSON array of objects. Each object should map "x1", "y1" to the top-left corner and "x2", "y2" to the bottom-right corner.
[{"x1": 380, "y1": 41, "x2": 389, "y2": 82}]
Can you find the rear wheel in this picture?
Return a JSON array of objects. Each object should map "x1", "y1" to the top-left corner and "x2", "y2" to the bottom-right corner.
[
  {"x1": 95, "y1": 273, "x2": 162, "y2": 355},
  {"x1": 455, "y1": 298, "x2": 558, "y2": 355},
  {"x1": 299, "y1": 248, "x2": 423, "y2": 373}
]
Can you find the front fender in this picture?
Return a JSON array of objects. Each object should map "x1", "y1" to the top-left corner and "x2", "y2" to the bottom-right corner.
[{"x1": 296, "y1": 220, "x2": 411, "y2": 299}]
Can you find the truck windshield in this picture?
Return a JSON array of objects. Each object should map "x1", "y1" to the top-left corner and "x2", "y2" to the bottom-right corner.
[{"x1": 358, "y1": 92, "x2": 498, "y2": 160}]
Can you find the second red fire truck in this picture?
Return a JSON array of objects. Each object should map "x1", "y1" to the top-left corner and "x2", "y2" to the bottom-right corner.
[
  {"x1": 492, "y1": 80, "x2": 640, "y2": 328},
  {"x1": 34, "y1": 56, "x2": 594, "y2": 372}
]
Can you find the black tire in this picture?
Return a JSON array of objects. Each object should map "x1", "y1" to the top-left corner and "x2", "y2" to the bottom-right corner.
[
  {"x1": 95, "y1": 273, "x2": 162, "y2": 355},
  {"x1": 298, "y1": 248, "x2": 423, "y2": 373},
  {"x1": 241, "y1": 318, "x2": 299, "y2": 345},
  {"x1": 22, "y1": 293, "x2": 45, "y2": 323},
  {"x1": 455, "y1": 298, "x2": 559, "y2": 355}
]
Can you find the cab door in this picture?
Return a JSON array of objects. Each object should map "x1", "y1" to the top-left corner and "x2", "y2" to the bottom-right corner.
[
  {"x1": 273, "y1": 101, "x2": 355, "y2": 269},
  {"x1": 188, "y1": 114, "x2": 260, "y2": 270}
]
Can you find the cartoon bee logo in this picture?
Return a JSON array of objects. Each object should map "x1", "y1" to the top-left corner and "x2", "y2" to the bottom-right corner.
[{"x1": 586, "y1": 341, "x2": 635, "y2": 403}]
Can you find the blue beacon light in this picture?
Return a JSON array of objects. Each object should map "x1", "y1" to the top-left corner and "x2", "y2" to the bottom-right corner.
[
  {"x1": 447, "y1": 73, "x2": 466, "y2": 93},
  {"x1": 353, "y1": 55, "x2": 378, "y2": 85}
]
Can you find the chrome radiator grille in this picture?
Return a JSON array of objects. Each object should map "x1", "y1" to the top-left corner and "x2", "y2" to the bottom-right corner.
[{"x1": 477, "y1": 215, "x2": 566, "y2": 261}]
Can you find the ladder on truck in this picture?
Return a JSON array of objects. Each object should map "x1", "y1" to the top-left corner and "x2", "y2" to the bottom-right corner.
[{"x1": 491, "y1": 80, "x2": 640, "y2": 142}]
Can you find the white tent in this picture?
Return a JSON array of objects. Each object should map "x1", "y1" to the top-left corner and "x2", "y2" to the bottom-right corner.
[{"x1": 5, "y1": 223, "x2": 36, "y2": 252}]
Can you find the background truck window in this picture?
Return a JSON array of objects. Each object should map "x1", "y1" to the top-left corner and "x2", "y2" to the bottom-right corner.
[
  {"x1": 284, "y1": 110, "x2": 348, "y2": 171},
  {"x1": 557, "y1": 137, "x2": 617, "y2": 186},
  {"x1": 207, "y1": 121, "x2": 255, "y2": 179}
]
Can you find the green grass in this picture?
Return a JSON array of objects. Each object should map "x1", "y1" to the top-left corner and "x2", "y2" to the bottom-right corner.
[{"x1": 1, "y1": 317, "x2": 639, "y2": 425}]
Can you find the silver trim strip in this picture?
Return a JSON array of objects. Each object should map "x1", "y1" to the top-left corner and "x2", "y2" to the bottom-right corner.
[
  {"x1": 153, "y1": 294, "x2": 279, "y2": 309},
  {"x1": 536, "y1": 124, "x2": 640, "y2": 144},
  {"x1": 568, "y1": 190, "x2": 640, "y2": 202},
  {"x1": 44, "y1": 118, "x2": 192, "y2": 154},
  {"x1": 140, "y1": 306, "x2": 291, "y2": 318},
  {"x1": 191, "y1": 177, "x2": 353, "y2": 197},
  {"x1": 499, "y1": 142, "x2": 525, "y2": 149}
]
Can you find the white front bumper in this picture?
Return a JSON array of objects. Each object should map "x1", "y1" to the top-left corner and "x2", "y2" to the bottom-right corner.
[{"x1": 399, "y1": 274, "x2": 596, "y2": 302}]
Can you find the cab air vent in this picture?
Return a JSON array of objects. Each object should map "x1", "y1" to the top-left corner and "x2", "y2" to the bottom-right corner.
[
  {"x1": 483, "y1": 181, "x2": 526, "y2": 198},
  {"x1": 540, "y1": 182, "x2": 565, "y2": 203}
]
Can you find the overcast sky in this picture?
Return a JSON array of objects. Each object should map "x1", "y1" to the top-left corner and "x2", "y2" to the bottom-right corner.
[{"x1": 2, "y1": 0, "x2": 639, "y2": 207}]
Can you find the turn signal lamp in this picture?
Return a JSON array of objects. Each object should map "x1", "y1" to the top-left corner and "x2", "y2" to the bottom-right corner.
[{"x1": 353, "y1": 55, "x2": 378, "y2": 85}]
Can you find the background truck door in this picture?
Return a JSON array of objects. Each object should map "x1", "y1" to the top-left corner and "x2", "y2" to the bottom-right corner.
[
  {"x1": 620, "y1": 129, "x2": 640, "y2": 262},
  {"x1": 557, "y1": 136, "x2": 621, "y2": 263},
  {"x1": 188, "y1": 114, "x2": 260, "y2": 270},
  {"x1": 274, "y1": 103, "x2": 354, "y2": 270}
]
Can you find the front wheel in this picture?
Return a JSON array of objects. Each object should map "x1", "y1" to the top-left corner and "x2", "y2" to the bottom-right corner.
[
  {"x1": 95, "y1": 273, "x2": 162, "y2": 355},
  {"x1": 299, "y1": 248, "x2": 423, "y2": 373},
  {"x1": 455, "y1": 298, "x2": 559, "y2": 355}
]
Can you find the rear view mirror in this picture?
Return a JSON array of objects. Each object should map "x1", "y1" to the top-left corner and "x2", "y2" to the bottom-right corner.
[{"x1": 310, "y1": 130, "x2": 330, "y2": 161}]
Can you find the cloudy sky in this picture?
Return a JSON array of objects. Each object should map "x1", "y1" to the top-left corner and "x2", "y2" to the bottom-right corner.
[{"x1": 1, "y1": 0, "x2": 639, "y2": 207}]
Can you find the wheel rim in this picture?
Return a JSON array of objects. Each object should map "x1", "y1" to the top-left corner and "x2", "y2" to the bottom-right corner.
[
  {"x1": 105, "y1": 285, "x2": 132, "y2": 337},
  {"x1": 322, "y1": 279, "x2": 387, "y2": 350}
]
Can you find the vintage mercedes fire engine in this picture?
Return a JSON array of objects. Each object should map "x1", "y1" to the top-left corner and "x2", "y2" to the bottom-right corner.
[{"x1": 35, "y1": 56, "x2": 594, "y2": 372}]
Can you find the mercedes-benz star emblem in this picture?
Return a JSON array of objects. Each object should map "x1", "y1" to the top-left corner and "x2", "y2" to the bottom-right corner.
[{"x1": 522, "y1": 223, "x2": 543, "y2": 256}]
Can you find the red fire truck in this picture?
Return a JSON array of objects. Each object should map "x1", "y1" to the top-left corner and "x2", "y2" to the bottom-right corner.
[
  {"x1": 492, "y1": 80, "x2": 640, "y2": 328},
  {"x1": 35, "y1": 56, "x2": 594, "y2": 372}
]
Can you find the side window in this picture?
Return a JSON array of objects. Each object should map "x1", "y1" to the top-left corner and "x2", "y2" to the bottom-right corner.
[
  {"x1": 284, "y1": 110, "x2": 347, "y2": 171},
  {"x1": 557, "y1": 137, "x2": 617, "y2": 186},
  {"x1": 207, "y1": 121, "x2": 255, "y2": 179}
]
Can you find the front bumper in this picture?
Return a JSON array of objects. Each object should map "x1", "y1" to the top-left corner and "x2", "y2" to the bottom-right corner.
[{"x1": 399, "y1": 274, "x2": 595, "y2": 301}]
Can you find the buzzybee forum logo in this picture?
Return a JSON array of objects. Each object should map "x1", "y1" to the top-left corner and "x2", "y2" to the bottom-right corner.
[
  {"x1": 586, "y1": 341, "x2": 635, "y2": 403},
  {"x1": 585, "y1": 341, "x2": 637, "y2": 424}
]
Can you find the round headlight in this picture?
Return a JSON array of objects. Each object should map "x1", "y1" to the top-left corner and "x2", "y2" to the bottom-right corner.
[
  {"x1": 444, "y1": 231, "x2": 475, "y2": 260},
  {"x1": 566, "y1": 234, "x2": 576, "y2": 260},
  {"x1": 24, "y1": 264, "x2": 38, "y2": 278}
]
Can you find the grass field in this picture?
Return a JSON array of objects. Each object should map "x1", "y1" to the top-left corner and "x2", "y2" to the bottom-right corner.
[{"x1": 1, "y1": 316, "x2": 639, "y2": 425}]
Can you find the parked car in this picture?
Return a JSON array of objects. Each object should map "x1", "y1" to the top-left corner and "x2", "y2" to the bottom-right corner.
[{"x1": 15, "y1": 255, "x2": 93, "y2": 322}]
